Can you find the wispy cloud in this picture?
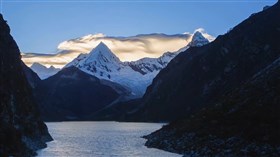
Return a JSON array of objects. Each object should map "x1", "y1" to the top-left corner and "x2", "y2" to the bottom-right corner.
[{"x1": 22, "y1": 29, "x2": 213, "y2": 68}]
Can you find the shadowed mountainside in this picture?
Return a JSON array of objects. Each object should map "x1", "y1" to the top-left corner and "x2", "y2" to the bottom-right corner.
[
  {"x1": 144, "y1": 2, "x2": 280, "y2": 156},
  {"x1": 0, "y1": 14, "x2": 52, "y2": 157},
  {"x1": 138, "y1": 1, "x2": 280, "y2": 122},
  {"x1": 34, "y1": 66, "x2": 122, "y2": 121}
]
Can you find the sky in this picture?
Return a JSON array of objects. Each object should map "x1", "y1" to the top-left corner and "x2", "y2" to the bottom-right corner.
[{"x1": 0, "y1": 0, "x2": 277, "y2": 55}]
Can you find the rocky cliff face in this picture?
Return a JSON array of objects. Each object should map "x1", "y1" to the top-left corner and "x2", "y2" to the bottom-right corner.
[{"x1": 0, "y1": 14, "x2": 52, "y2": 157}]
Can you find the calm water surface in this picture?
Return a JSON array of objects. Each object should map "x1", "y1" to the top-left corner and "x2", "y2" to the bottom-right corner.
[{"x1": 37, "y1": 122, "x2": 181, "y2": 157}]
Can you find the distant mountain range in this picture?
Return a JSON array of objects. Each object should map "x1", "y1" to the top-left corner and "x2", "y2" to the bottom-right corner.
[
  {"x1": 28, "y1": 31, "x2": 210, "y2": 97},
  {"x1": 26, "y1": 31, "x2": 210, "y2": 121},
  {"x1": 65, "y1": 31, "x2": 209, "y2": 97}
]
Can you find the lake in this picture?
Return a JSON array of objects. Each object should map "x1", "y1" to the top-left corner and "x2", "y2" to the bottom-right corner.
[{"x1": 37, "y1": 122, "x2": 181, "y2": 157}]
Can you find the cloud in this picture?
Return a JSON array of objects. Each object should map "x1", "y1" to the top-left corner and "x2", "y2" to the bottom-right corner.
[{"x1": 22, "y1": 29, "x2": 213, "y2": 68}]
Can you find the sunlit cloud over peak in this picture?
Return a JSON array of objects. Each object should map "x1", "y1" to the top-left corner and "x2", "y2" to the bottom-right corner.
[{"x1": 22, "y1": 29, "x2": 214, "y2": 68}]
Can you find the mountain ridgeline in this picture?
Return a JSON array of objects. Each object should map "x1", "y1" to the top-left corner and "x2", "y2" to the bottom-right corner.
[
  {"x1": 0, "y1": 14, "x2": 52, "y2": 157},
  {"x1": 143, "y1": 2, "x2": 280, "y2": 156}
]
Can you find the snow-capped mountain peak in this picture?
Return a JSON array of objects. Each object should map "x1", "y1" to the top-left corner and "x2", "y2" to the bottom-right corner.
[
  {"x1": 188, "y1": 31, "x2": 209, "y2": 47},
  {"x1": 84, "y1": 42, "x2": 121, "y2": 64},
  {"x1": 66, "y1": 42, "x2": 124, "y2": 81}
]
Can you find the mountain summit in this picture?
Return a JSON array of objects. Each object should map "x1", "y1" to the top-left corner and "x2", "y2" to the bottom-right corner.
[
  {"x1": 188, "y1": 31, "x2": 210, "y2": 47},
  {"x1": 75, "y1": 42, "x2": 123, "y2": 80},
  {"x1": 84, "y1": 42, "x2": 121, "y2": 66}
]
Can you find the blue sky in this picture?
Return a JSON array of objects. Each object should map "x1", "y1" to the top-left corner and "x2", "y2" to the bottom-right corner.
[{"x1": 1, "y1": 0, "x2": 277, "y2": 54}]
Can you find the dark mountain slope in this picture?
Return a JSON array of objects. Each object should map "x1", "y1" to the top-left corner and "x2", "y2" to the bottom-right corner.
[
  {"x1": 143, "y1": 2, "x2": 280, "y2": 156},
  {"x1": 0, "y1": 14, "x2": 52, "y2": 157},
  {"x1": 139, "y1": 2, "x2": 280, "y2": 121},
  {"x1": 35, "y1": 66, "x2": 121, "y2": 121},
  {"x1": 145, "y1": 54, "x2": 280, "y2": 156}
]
